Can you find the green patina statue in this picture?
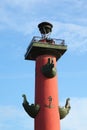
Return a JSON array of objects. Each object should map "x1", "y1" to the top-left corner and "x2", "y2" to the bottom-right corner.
[
  {"x1": 41, "y1": 58, "x2": 56, "y2": 78},
  {"x1": 22, "y1": 94, "x2": 70, "y2": 119},
  {"x1": 59, "y1": 98, "x2": 71, "y2": 119},
  {"x1": 22, "y1": 94, "x2": 40, "y2": 118}
]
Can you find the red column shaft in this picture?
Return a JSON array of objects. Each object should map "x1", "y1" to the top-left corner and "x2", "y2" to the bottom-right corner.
[{"x1": 35, "y1": 55, "x2": 60, "y2": 130}]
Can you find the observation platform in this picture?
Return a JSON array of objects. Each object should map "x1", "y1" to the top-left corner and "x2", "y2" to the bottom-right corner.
[{"x1": 25, "y1": 36, "x2": 67, "y2": 61}]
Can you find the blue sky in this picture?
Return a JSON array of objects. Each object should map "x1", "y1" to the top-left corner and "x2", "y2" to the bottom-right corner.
[{"x1": 0, "y1": 0, "x2": 87, "y2": 130}]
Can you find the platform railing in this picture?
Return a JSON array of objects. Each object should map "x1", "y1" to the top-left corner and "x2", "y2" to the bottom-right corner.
[
  {"x1": 26, "y1": 36, "x2": 65, "y2": 52},
  {"x1": 32, "y1": 36, "x2": 65, "y2": 45}
]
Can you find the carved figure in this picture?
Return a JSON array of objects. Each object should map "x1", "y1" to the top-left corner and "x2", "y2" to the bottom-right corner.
[
  {"x1": 59, "y1": 98, "x2": 71, "y2": 119},
  {"x1": 22, "y1": 94, "x2": 40, "y2": 118},
  {"x1": 41, "y1": 58, "x2": 56, "y2": 78}
]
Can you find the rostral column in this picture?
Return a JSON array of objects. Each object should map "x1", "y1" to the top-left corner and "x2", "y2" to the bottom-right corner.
[{"x1": 22, "y1": 22, "x2": 71, "y2": 130}]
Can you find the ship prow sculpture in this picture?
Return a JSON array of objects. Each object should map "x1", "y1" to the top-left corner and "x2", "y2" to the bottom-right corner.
[{"x1": 22, "y1": 21, "x2": 71, "y2": 130}]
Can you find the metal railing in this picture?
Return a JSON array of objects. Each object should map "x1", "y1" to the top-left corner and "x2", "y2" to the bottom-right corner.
[
  {"x1": 26, "y1": 36, "x2": 65, "y2": 52},
  {"x1": 32, "y1": 36, "x2": 65, "y2": 44}
]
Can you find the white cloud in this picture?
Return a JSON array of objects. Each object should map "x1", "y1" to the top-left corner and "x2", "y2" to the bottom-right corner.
[
  {"x1": 0, "y1": 105, "x2": 34, "y2": 130},
  {"x1": 0, "y1": 0, "x2": 87, "y2": 53},
  {"x1": 52, "y1": 21, "x2": 87, "y2": 53}
]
